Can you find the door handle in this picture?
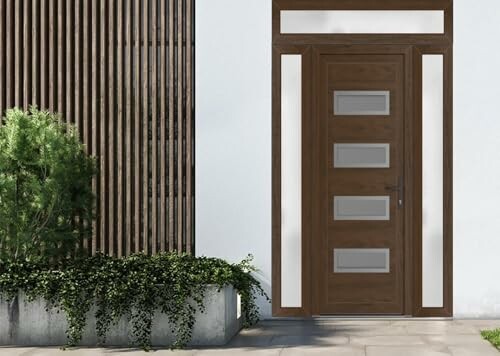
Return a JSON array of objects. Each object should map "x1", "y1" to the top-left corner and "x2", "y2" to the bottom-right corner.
[{"x1": 385, "y1": 176, "x2": 404, "y2": 208}]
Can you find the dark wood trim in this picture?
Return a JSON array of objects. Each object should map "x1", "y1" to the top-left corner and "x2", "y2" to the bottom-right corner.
[
  {"x1": 403, "y1": 46, "x2": 415, "y2": 316},
  {"x1": 273, "y1": 0, "x2": 452, "y2": 10},
  {"x1": 272, "y1": 0, "x2": 453, "y2": 47}
]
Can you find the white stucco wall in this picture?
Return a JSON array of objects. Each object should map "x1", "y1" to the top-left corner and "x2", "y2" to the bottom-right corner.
[
  {"x1": 195, "y1": 0, "x2": 273, "y2": 317},
  {"x1": 196, "y1": 0, "x2": 500, "y2": 318},
  {"x1": 453, "y1": 0, "x2": 500, "y2": 317}
]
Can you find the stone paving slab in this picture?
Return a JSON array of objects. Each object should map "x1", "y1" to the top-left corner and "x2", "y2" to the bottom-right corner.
[{"x1": 1, "y1": 319, "x2": 499, "y2": 355}]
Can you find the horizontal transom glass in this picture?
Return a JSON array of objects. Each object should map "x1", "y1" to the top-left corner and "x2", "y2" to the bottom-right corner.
[{"x1": 281, "y1": 10, "x2": 444, "y2": 34}]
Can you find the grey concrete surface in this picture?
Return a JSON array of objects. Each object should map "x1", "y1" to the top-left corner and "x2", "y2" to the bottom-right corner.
[
  {"x1": 1, "y1": 319, "x2": 498, "y2": 355},
  {"x1": 0, "y1": 286, "x2": 241, "y2": 347}
]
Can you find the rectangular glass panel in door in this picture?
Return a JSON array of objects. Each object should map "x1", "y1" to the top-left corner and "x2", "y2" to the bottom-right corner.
[
  {"x1": 280, "y1": 54, "x2": 302, "y2": 308},
  {"x1": 334, "y1": 249, "x2": 390, "y2": 273},
  {"x1": 333, "y1": 196, "x2": 390, "y2": 221},
  {"x1": 334, "y1": 143, "x2": 390, "y2": 168},
  {"x1": 334, "y1": 91, "x2": 390, "y2": 116}
]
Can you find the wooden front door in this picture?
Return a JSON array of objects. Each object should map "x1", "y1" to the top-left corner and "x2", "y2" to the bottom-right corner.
[{"x1": 313, "y1": 49, "x2": 407, "y2": 314}]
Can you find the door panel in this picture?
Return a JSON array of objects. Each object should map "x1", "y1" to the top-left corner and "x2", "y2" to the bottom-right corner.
[{"x1": 317, "y1": 54, "x2": 405, "y2": 314}]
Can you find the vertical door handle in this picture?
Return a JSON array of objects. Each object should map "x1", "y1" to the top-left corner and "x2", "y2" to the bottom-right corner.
[{"x1": 385, "y1": 176, "x2": 404, "y2": 208}]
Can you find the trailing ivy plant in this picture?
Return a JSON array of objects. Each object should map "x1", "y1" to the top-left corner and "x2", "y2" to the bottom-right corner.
[
  {"x1": 0, "y1": 107, "x2": 96, "y2": 261},
  {"x1": 0, "y1": 253, "x2": 269, "y2": 349}
]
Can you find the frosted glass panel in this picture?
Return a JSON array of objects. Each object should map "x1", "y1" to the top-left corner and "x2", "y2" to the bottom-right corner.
[
  {"x1": 422, "y1": 55, "x2": 444, "y2": 308},
  {"x1": 334, "y1": 196, "x2": 390, "y2": 221},
  {"x1": 281, "y1": 10, "x2": 444, "y2": 34},
  {"x1": 334, "y1": 143, "x2": 390, "y2": 168},
  {"x1": 281, "y1": 55, "x2": 302, "y2": 308},
  {"x1": 334, "y1": 91, "x2": 390, "y2": 116},
  {"x1": 334, "y1": 249, "x2": 390, "y2": 273}
]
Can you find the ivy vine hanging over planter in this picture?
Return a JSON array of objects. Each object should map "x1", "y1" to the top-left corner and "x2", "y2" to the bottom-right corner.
[{"x1": 0, "y1": 253, "x2": 269, "y2": 349}]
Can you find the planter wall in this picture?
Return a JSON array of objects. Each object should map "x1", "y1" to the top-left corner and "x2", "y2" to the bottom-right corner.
[{"x1": 0, "y1": 285, "x2": 241, "y2": 347}]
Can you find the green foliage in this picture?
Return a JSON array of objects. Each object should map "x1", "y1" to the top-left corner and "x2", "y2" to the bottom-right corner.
[
  {"x1": 481, "y1": 329, "x2": 500, "y2": 349},
  {"x1": 0, "y1": 253, "x2": 269, "y2": 349},
  {"x1": 0, "y1": 107, "x2": 96, "y2": 261}
]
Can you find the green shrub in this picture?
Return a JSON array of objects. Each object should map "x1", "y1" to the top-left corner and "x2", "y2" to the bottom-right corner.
[
  {"x1": 0, "y1": 253, "x2": 270, "y2": 349},
  {"x1": 482, "y1": 329, "x2": 500, "y2": 349},
  {"x1": 0, "y1": 107, "x2": 96, "y2": 261}
]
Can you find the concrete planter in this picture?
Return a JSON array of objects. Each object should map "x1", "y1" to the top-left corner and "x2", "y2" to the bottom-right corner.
[{"x1": 0, "y1": 285, "x2": 242, "y2": 347}]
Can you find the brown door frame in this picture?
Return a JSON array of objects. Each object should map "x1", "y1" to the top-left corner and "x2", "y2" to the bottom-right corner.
[{"x1": 272, "y1": 0, "x2": 453, "y2": 318}]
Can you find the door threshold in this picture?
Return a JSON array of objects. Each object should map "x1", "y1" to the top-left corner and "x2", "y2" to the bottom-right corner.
[
  {"x1": 313, "y1": 315, "x2": 452, "y2": 320},
  {"x1": 266, "y1": 315, "x2": 454, "y2": 321}
]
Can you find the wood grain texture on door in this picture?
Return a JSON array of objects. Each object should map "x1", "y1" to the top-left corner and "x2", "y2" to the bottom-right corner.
[{"x1": 316, "y1": 54, "x2": 405, "y2": 314}]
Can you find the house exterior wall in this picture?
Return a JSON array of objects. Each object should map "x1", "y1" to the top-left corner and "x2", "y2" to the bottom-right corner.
[{"x1": 195, "y1": 0, "x2": 500, "y2": 318}]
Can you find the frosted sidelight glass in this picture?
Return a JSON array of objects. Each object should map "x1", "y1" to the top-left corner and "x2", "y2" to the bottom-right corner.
[
  {"x1": 422, "y1": 55, "x2": 444, "y2": 308},
  {"x1": 281, "y1": 55, "x2": 302, "y2": 308},
  {"x1": 281, "y1": 10, "x2": 444, "y2": 34}
]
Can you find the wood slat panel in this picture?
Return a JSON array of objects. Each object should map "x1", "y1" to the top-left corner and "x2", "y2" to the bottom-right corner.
[
  {"x1": 0, "y1": 0, "x2": 195, "y2": 256},
  {"x1": 14, "y1": 0, "x2": 21, "y2": 106},
  {"x1": 117, "y1": 0, "x2": 124, "y2": 257},
  {"x1": 168, "y1": 0, "x2": 175, "y2": 251},
  {"x1": 160, "y1": 0, "x2": 167, "y2": 252},
  {"x1": 142, "y1": 0, "x2": 149, "y2": 254},
  {"x1": 151, "y1": 0, "x2": 158, "y2": 254},
  {"x1": 177, "y1": 0, "x2": 183, "y2": 253},
  {"x1": 32, "y1": 0, "x2": 38, "y2": 105},
  {"x1": 186, "y1": 0, "x2": 193, "y2": 253},
  {"x1": 23, "y1": 0, "x2": 29, "y2": 109},
  {"x1": 40, "y1": 0, "x2": 47, "y2": 109},
  {"x1": 99, "y1": 0, "x2": 107, "y2": 254},
  {"x1": 6, "y1": 0, "x2": 12, "y2": 109},
  {"x1": 125, "y1": 0, "x2": 133, "y2": 256},
  {"x1": 108, "y1": 0, "x2": 115, "y2": 255},
  {"x1": 134, "y1": 0, "x2": 141, "y2": 252},
  {"x1": 91, "y1": 0, "x2": 98, "y2": 254}
]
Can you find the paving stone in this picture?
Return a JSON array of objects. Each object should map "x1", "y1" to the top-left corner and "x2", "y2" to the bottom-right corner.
[
  {"x1": 350, "y1": 335, "x2": 425, "y2": 346},
  {"x1": 269, "y1": 334, "x2": 349, "y2": 347},
  {"x1": 280, "y1": 345, "x2": 365, "y2": 356},
  {"x1": 366, "y1": 345, "x2": 451, "y2": 356}
]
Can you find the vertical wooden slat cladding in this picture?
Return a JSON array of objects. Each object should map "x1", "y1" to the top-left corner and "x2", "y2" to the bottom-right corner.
[
  {"x1": 151, "y1": 0, "x2": 158, "y2": 255},
  {"x1": 142, "y1": 0, "x2": 149, "y2": 255},
  {"x1": 91, "y1": 0, "x2": 98, "y2": 254},
  {"x1": 185, "y1": 0, "x2": 193, "y2": 254},
  {"x1": 99, "y1": 0, "x2": 107, "y2": 255},
  {"x1": 159, "y1": 0, "x2": 167, "y2": 252},
  {"x1": 134, "y1": 0, "x2": 141, "y2": 252},
  {"x1": 177, "y1": 0, "x2": 184, "y2": 253},
  {"x1": 117, "y1": 0, "x2": 124, "y2": 257},
  {"x1": 0, "y1": 0, "x2": 195, "y2": 256},
  {"x1": 168, "y1": 0, "x2": 175, "y2": 252},
  {"x1": 108, "y1": 0, "x2": 115, "y2": 255},
  {"x1": 22, "y1": 0, "x2": 29, "y2": 109},
  {"x1": 125, "y1": 0, "x2": 133, "y2": 256}
]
